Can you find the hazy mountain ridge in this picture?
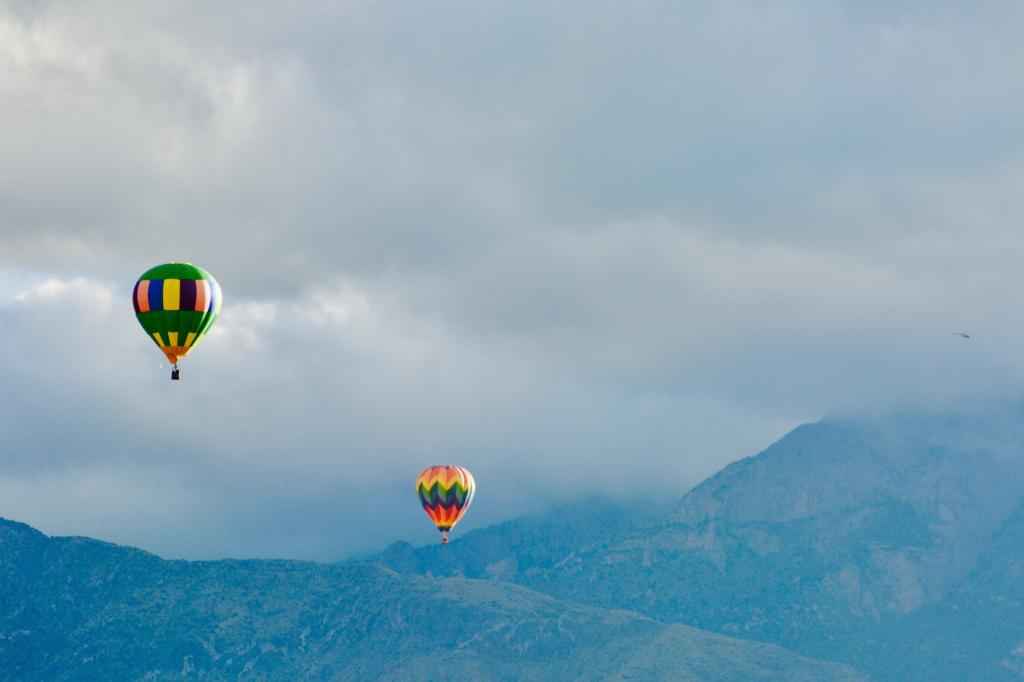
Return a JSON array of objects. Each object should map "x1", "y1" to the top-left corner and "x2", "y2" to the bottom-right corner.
[
  {"x1": 372, "y1": 408, "x2": 1024, "y2": 680},
  {"x1": 0, "y1": 518, "x2": 862, "y2": 681},
  {"x1": 377, "y1": 495, "x2": 673, "y2": 580},
  {"x1": 7, "y1": 407, "x2": 1024, "y2": 679}
]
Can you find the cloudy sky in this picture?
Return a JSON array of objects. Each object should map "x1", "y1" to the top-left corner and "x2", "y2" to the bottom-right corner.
[{"x1": 2, "y1": 1, "x2": 1024, "y2": 560}]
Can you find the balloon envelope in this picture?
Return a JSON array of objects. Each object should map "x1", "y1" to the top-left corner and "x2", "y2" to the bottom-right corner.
[
  {"x1": 416, "y1": 465, "x2": 475, "y2": 536},
  {"x1": 133, "y1": 263, "x2": 221, "y2": 366}
]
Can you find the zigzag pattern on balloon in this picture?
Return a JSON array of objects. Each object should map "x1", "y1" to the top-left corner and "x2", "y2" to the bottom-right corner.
[
  {"x1": 417, "y1": 479, "x2": 472, "y2": 507},
  {"x1": 416, "y1": 465, "x2": 475, "y2": 532}
]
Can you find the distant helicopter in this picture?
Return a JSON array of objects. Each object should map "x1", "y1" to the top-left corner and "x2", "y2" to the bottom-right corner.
[{"x1": 954, "y1": 331, "x2": 971, "y2": 339}]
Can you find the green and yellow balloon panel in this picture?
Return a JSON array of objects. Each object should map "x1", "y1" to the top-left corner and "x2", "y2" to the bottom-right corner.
[{"x1": 133, "y1": 263, "x2": 221, "y2": 366}]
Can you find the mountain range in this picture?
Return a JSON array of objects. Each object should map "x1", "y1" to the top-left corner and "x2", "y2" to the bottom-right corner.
[
  {"x1": 4, "y1": 406, "x2": 1024, "y2": 679},
  {"x1": 0, "y1": 517, "x2": 860, "y2": 680},
  {"x1": 375, "y1": 408, "x2": 1024, "y2": 680}
]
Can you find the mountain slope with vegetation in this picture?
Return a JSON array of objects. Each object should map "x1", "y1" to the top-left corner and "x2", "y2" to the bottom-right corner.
[
  {"x1": 373, "y1": 408, "x2": 1024, "y2": 680},
  {"x1": 0, "y1": 518, "x2": 861, "y2": 681}
]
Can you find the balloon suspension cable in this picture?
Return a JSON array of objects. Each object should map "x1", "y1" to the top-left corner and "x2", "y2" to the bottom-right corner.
[
  {"x1": 171, "y1": 364, "x2": 180, "y2": 381},
  {"x1": 441, "y1": 532, "x2": 449, "y2": 545}
]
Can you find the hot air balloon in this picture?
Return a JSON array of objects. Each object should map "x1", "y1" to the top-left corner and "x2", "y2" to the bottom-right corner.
[
  {"x1": 132, "y1": 263, "x2": 221, "y2": 380},
  {"x1": 416, "y1": 465, "x2": 475, "y2": 544}
]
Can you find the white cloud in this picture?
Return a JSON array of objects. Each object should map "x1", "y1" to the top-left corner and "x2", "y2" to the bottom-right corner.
[{"x1": 10, "y1": 276, "x2": 114, "y2": 305}]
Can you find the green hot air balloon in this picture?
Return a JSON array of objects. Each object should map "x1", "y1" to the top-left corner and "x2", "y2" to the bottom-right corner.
[{"x1": 132, "y1": 263, "x2": 222, "y2": 380}]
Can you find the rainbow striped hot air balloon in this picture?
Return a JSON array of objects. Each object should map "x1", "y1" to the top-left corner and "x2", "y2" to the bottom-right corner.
[
  {"x1": 133, "y1": 263, "x2": 221, "y2": 380},
  {"x1": 416, "y1": 465, "x2": 475, "y2": 544}
]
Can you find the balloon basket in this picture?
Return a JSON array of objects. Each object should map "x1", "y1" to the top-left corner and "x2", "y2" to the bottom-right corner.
[{"x1": 171, "y1": 366, "x2": 180, "y2": 381}]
